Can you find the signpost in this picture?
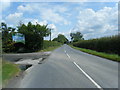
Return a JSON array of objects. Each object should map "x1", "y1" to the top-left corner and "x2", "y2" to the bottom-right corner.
[{"x1": 12, "y1": 33, "x2": 25, "y2": 44}]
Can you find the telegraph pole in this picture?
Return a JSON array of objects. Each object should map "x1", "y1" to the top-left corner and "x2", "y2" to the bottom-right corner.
[
  {"x1": 50, "y1": 29, "x2": 51, "y2": 41},
  {"x1": 48, "y1": 25, "x2": 54, "y2": 41}
]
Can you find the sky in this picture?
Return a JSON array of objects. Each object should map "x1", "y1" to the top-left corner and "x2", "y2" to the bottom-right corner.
[{"x1": 1, "y1": 1, "x2": 119, "y2": 40}]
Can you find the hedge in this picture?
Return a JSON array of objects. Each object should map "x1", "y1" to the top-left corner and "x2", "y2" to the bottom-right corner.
[
  {"x1": 73, "y1": 35, "x2": 120, "y2": 55},
  {"x1": 42, "y1": 40, "x2": 62, "y2": 49}
]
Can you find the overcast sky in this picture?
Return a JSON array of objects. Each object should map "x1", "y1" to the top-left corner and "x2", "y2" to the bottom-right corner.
[{"x1": 1, "y1": 1, "x2": 118, "y2": 40}]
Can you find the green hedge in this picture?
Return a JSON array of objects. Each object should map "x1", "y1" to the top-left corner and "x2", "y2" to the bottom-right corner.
[
  {"x1": 42, "y1": 40, "x2": 62, "y2": 49},
  {"x1": 73, "y1": 35, "x2": 120, "y2": 55}
]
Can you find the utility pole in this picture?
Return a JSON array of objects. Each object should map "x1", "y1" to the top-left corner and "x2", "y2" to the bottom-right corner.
[
  {"x1": 50, "y1": 29, "x2": 52, "y2": 41},
  {"x1": 48, "y1": 24, "x2": 54, "y2": 41}
]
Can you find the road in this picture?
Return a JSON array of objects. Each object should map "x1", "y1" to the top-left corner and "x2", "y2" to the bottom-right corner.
[{"x1": 17, "y1": 45, "x2": 118, "y2": 88}]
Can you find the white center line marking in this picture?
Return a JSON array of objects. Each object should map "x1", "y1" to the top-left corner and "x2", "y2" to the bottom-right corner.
[
  {"x1": 64, "y1": 50, "x2": 66, "y2": 53},
  {"x1": 73, "y1": 62, "x2": 103, "y2": 90},
  {"x1": 66, "y1": 53, "x2": 70, "y2": 59}
]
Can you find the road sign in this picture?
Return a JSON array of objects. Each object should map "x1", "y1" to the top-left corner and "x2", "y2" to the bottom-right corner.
[{"x1": 12, "y1": 33, "x2": 25, "y2": 44}]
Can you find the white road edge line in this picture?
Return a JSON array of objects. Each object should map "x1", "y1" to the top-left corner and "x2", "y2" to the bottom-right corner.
[{"x1": 73, "y1": 62, "x2": 103, "y2": 90}]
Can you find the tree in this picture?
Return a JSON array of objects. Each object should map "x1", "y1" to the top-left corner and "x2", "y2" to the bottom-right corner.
[
  {"x1": 70, "y1": 32, "x2": 84, "y2": 42},
  {"x1": 17, "y1": 22, "x2": 51, "y2": 51},
  {"x1": 1, "y1": 22, "x2": 51, "y2": 52},
  {"x1": 52, "y1": 37, "x2": 58, "y2": 41},
  {"x1": 52, "y1": 34, "x2": 68, "y2": 44},
  {"x1": 1, "y1": 22, "x2": 16, "y2": 41},
  {"x1": 1, "y1": 22, "x2": 9, "y2": 42},
  {"x1": 1, "y1": 22, "x2": 16, "y2": 52}
]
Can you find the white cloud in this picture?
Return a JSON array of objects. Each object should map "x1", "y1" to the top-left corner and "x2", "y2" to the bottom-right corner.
[
  {"x1": 47, "y1": 24, "x2": 57, "y2": 31},
  {"x1": 41, "y1": 9, "x2": 68, "y2": 25},
  {"x1": 49, "y1": 31, "x2": 70, "y2": 41},
  {"x1": 1, "y1": 0, "x2": 11, "y2": 11},
  {"x1": 75, "y1": 4, "x2": 118, "y2": 39},
  {"x1": 39, "y1": 20, "x2": 48, "y2": 26},
  {"x1": 17, "y1": 3, "x2": 68, "y2": 13},
  {"x1": 17, "y1": 5, "x2": 32, "y2": 12},
  {"x1": 53, "y1": 5, "x2": 68, "y2": 13},
  {"x1": 5, "y1": 12, "x2": 23, "y2": 26},
  {"x1": 22, "y1": 18, "x2": 38, "y2": 25},
  {"x1": 23, "y1": 19, "x2": 56, "y2": 31},
  {"x1": 17, "y1": 4, "x2": 40, "y2": 13},
  {"x1": 23, "y1": 19, "x2": 48, "y2": 26},
  {"x1": 17, "y1": 3, "x2": 70, "y2": 25},
  {"x1": 1, "y1": 0, "x2": 11, "y2": 23}
]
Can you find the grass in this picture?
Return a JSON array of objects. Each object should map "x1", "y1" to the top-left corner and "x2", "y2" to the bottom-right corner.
[
  {"x1": 70, "y1": 45, "x2": 120, "y2": 62},
  {"x1": 0, "y1": 58, "x2": 2, "y2": 88},
  {"x1": 39, "y1": 46, "x2": 61, "y2": 52},
  {"x1": 2, "y1": 60, "x2": 20, "y2": 86}
]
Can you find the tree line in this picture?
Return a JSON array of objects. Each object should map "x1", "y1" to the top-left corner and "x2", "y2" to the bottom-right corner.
[
  {"x1": 3, "y1": 20, "x2": 118, "y2": 55},
  {"x1": 1, "y1": 22, "x2": 84, "y2": 53},
  {"x1": 52, "y1": 32, "x2": 84, "y2": 43},
  {"x1": 1, "y1": 22, "x2": 52, "y2": 52}
]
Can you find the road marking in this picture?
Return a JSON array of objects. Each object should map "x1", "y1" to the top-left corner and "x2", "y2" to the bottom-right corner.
[
  {"x1": 64, "y1": 50, "x2": 66, "y2": 53},
  {"x1": 73, "y1": 62, "x2": 103, "y2": 90},
  {"x1": 64, "y1": 49, "x2": 70, "y2": 59},
  {"x1": 66, "y1": 53, "x2": 70, "y2": 59}
]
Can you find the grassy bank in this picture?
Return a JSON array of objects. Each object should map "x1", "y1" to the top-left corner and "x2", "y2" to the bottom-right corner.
[
  {"x1": 39, "y1": 40, "x2": 62, "y2": 52},
  {"x1": 40, "y1": 46, "x2": 61, "y2": 52},
  {"x1": 70, "y1": 45, "x2": 120, "y2": 62},
  {"x1": 0, "y1": 58, "x2": 2, "y2": 88},
  {"x1": 2, "y1": 60, "x2": 20, "y2": 86}
]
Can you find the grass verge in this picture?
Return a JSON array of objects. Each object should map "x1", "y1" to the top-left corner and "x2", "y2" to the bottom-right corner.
[
  {"x1": 70, "y1": 45, "x2": 120, "y2": 62},
  {"x1": 2, "y1": 60, "x2": 20, "y2": 86},
  {"x1": 0, "y1": 58, "x2": 2, "y2": 88}
]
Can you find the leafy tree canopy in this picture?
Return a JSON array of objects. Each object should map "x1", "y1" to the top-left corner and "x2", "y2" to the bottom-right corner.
[
  {"x1": 1, "y1": 21, "x2": 51, "y2": 52},
  {"x1": 53, "y1": 34, "x2": 69, "y2": 44},
  {"x1": 70, "y1": 32, "x2": 84, "y2": 42},
  {"x1": 17, "y1": 22, "x2": 51, "y2": 51}
]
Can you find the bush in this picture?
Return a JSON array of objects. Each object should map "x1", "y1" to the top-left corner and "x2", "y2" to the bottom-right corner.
[
  {"x1": 73, "y1": 35, "x2": 120, "y2": 55},
  {"x1": 42, "y1": 40, "x2": 61, "y2": 49},
  {"x1": 2, "y1": 40, "x2": 16, "y2": 53}
]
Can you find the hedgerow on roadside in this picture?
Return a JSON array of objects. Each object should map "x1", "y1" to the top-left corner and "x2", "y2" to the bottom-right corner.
[{"x1": 73, "y1": 35, "x2": 120, "y2": 55}]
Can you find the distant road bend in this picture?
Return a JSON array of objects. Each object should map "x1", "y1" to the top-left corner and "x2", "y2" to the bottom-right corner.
[{"x1": 18, "y1": 44, "x2": 118, "y2": 88}]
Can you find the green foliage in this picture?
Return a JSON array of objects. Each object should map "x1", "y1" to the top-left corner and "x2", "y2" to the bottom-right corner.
[
  {"x1": 1, "y1": 22, "x2": 16, "y2": 53},
  {"x1": 42, "y1": 40, "x2": 61, "y2": 50},
  {"x1": 70, "y1": 45, "x2": 120, "y2": 62},
  {"x1": 53, "y1": 34, "x2": 69, "y2": 44},
  {"x1": 0, "y1": 58, "x2": 1, "y2": 86},
  {"x1": 73, "y1": 35, "x2": 120, "y2": 55},
  {"x1": 1, "y1": 22, "x2": 51, "y2": 53},
  {"x1": 38, "y1": 40, "x2": 61, "y2": 52},
  {"x1": 0, "y1": 32, "x2": 2, "y2": 54},
  {"x1": 2, "y1": 40, "x2": 16, "y2": 52},
  {"x1": 17, "y1": 22, "x2": 51, "y2": 52},
  {"x1": 52, "y1": 37, "x2": 58, "y2": 41},
  {"x1": 70, "y1": 32, "x2": 84, "y2": 42}
]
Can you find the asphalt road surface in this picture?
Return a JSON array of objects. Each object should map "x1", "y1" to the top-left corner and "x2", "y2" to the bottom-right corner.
[{"x1": 17, "y1": 45, "x2": 118, "y2": 88}]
